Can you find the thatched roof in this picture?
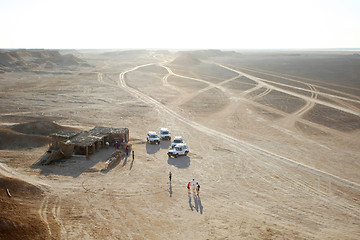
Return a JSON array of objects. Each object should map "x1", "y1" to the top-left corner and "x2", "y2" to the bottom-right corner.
[
  {"x1": 69, "y1": 127, "x2": 128, "y2": 147},
  {"x1": 89, "y1": 126, "x2": 128, "y2": 138},
  {"x1": 69, "y1": 132, "x2": 102, "y2": 147},
  {"x1": 51, "y1": 131, "x2": 79, "y2": 138}
]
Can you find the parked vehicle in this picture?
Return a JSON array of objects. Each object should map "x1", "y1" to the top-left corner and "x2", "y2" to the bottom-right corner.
[
  {"x1": 146, "y1": 131, "x2": 160, "y2": 144},
  {"x1": 168, "y1": 143, "x2": 189, "y2": 158},
  {"x1": 171, "y1": 136, "x2": 185, "y2": 148},
  {"x1": 158, "y1": 128, "x2": 171, "y2": 140}
]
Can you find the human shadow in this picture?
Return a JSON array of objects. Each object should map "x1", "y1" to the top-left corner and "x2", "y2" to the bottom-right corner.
[
  {"x1": 146, "y1": 142, "x2": 160, "y2": 154},
  {"x1": 198, "y1": 195, "x2": 203, "y2": 214},
  {"x1": 160, "y1": 140, "x2": 171, "y2": 149},
  {"x1": 31, "y1": 148, "x2": 115, "y2": 178},
  {"x1": 122, "y1": 155, "x2": 128, "y2": 167},
  {"x1": 169, "y1": 181, "x2": 172, "y2": 197},
  {"x1": 130, "y1": 158, "x2": 134, "y2": 170},
  {"x1": 188, "y1": 193, "x2": 193, "y2": 211},
  {"x1": 167, "y1": 156, "x2": 190, "y2": 169},
  {"x1": 194, "y1": 194, "x2": 199, "y2": 212}
]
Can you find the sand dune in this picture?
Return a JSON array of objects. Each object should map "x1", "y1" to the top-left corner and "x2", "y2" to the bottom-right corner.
[
  {"x1": 0, "y1": 175, "x2": 49, "y2": 240},
  {"x1": 10, "y1": 120, "x2": 79, "y2": 136},
  {"x1": 0, "y1": 127, "x2": 49, "y2": 150}
]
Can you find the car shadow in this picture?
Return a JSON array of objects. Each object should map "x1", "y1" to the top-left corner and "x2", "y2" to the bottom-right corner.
[
  {"x1": 146, "y1": 142, "x2": 160, "y2": 154},
  {"x1": 167, "y1": 156, "x2": 190, "y2": 168},
  {"x1": 160, "y1": 140, "x2": 171, "y2": 149}
]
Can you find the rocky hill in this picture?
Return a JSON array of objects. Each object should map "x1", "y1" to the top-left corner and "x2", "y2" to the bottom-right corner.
[
  {"x1": 171, "y1": 52, "x2": 201, "y2": 66},
  {"x1": 0, "y1": 49, "x2": 91, "y2": 72}
]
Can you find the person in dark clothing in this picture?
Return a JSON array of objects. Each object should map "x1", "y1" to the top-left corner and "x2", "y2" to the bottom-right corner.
[
  {"x1": 169, "y1": 171, "x2": 172, "y2": 182},
  {"x1": 132, "y1": 150, "x2": 134, "y2": 160}
]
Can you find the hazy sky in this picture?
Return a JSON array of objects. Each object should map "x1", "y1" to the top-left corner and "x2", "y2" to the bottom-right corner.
[{"x1": 1, "y1": 0, "x2": 359, "y2": 49}]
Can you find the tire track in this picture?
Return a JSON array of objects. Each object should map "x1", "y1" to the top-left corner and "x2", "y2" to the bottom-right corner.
[
  {"x1": 159, "y1": 63, "x2": 228, "y2": 93},
  {"x1": 94, "y1": 60, "x2": 360, "y2": 234},
  {"x1": 226, "y1": 144, "x2": 360, "y2": 220},
  {"x1": 252, "y1": 88, "x2": 272, "y2": 100},
  {"x1": 238, "y1": 65, "x2": 360, "y2": 101},
  {"x1": 216, "y1": 63, "x2": 360, "y2": 117},
  {"x1": 116, "y1": 62, "x2": 360, "y2": 191},
  {"x1": 293, "y1": 83, "x2": 318, "y2": 117},
  {"x1": 97, "y1": 61, "x2": 360, "y2": 223},
  {"x1": 52, "y1": 196, "x2": 67, "y2": 240},
  {"x1": 39, "y1": 195, "x2": 52, "y2": 237}
]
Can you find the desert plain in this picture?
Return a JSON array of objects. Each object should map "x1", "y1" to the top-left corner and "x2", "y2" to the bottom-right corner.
[{"x1": 0, "y1": 49, "x2": 360, "y2": 239}]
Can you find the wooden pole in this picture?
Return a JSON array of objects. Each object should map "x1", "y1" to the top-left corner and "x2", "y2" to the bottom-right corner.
[
  {"x1": 86, "y1": 146, "x2": 89, "y2": 159},
  {"x1": 6, "y1": 188, "x2": 11, "y2": 198}
]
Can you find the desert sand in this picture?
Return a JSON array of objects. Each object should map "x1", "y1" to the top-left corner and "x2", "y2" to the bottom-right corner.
[{"x1": 0, "y1": 49, "x2": 360, "y2": 239}]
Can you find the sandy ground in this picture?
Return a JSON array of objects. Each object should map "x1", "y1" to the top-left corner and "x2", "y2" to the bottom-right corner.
[{"x1": 0, "y1": 49, "x2": 360, "y2": 239}]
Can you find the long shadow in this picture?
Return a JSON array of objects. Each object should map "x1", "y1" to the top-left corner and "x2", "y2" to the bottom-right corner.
[
  {"x1": 130, "y1": 158, "x2": 134, "y2": 170},
  {"x1": 167, "y1": 156, "x2": 190, "y2": 168},
  {"x1": 146, "y1": 142, "x2": 160, "y2": 154},
  {"x1": 122, "y1": 155, "x2": 128, "y2": 167},
  {"x1": 198, "y1": 195, "x2": 203, "y2": 214},
  {"x1": 188, "y1": 193, "x2": 193, "y2": 211},
  {"x1": 31, "y1": 148, "x2": 115, "y2": 178},
  {"x1": 194, "y1": 194, "x2": 199, "y2": 212},
  {"x1": 169, "y1": 181, "x2": 172, "y2": 197}
]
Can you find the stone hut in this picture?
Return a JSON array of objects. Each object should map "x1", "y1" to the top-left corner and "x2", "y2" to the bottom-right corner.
[
  {"x1": 45, "y1": 126, "x2": 129, "y2": 162},
  {"x1": 49, "y1": 131, "x2": 78, "y2": 150}
]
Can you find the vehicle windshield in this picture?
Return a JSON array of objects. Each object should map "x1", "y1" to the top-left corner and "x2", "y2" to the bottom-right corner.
[
  {"x1": 174, "y1": 139, "x2": 182, "y2": 143},
  {"x1": 161, "y1": 131, "x2": 169, "y2": 134},
  {"x1": 150, "y1": 134, "x2": 158, "y2": 138}
]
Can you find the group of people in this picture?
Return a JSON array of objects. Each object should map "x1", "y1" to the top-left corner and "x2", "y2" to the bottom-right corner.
[
  {"x1": 168, "y1": 172, "x2": 200, "y2": 196},
  {"x1": 187, "y1": 179, "x2": 200, "y2": 195}
]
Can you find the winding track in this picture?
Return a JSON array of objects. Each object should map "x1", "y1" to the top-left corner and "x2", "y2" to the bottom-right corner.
[
  {"x1": 113, "y1": 61, "x2": 360, "y2": 190},
  {"x1": 293, "y1": 83, "x2": 319, "y2": 117},
  {"x1": 235, "y1": 65, "x2": 360, "y2": 103},
  {"x1": 215, "y1": 63, "x2": 360, "y2": 117}
]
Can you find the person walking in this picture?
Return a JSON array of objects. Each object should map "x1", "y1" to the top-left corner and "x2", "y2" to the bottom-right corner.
[
  {"x1": 169, "y1": 171, "x2": 172, "y2": 182},
  {"x1": 132, "y1": 150, "x2": 134, "y2": 161},
  {"x1": 187, "y1": 182, "x2": 191, "y2": 194},
  {"x1": 196, "y1": 182, "x2": 200, "y2": 195}
]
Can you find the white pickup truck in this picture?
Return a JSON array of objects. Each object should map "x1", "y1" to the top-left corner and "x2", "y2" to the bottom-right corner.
[{"x1": 167, "y1": 143, "x2": 189, "y2": 158}]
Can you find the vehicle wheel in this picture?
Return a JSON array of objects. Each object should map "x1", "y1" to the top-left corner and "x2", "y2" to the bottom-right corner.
[
  {"x1": 175, "y1": 154, "x2": 178, "y2": 158},
  {"x1": 185, "y1": 151, "x2": 189, "y2": 156}
]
